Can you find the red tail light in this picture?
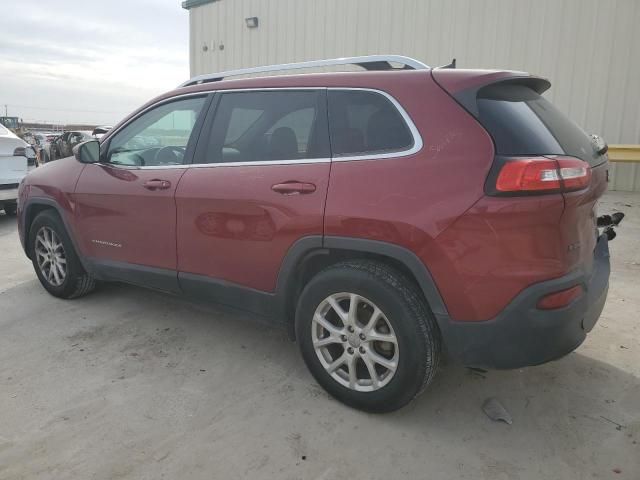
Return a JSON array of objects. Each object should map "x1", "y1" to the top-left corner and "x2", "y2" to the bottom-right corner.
[
  {"x1": 537, "y1": 285, "x2": 583, "y2": 310},
  {"x1": 494, "y1": 156, "x2": 591, "y2": 194}
]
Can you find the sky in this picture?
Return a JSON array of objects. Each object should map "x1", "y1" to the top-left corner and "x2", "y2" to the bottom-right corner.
[{"x1": 0, "y1": 0, "x2": 189, "y2": 126}]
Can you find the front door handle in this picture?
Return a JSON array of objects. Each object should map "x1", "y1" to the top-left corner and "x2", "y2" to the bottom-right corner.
[
  {"x1": 143, "y1": 179, "x2": 171, "y2": 191},
  {"x1": 271, "y1": 181, "x2": 316, "y2": 195}
]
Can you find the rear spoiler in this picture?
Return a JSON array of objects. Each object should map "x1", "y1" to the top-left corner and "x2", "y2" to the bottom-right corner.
[
  {"x1": 442, "y1": 76, "x2": 551, "y2": 117},
  {"x1": 431, "y1": 67, "x2": 552, "y2": 116}
]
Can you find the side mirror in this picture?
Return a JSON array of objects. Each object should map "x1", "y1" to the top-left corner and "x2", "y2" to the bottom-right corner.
[{"x1": 74, "y1": 139, "x2": 100, "y2": 164}]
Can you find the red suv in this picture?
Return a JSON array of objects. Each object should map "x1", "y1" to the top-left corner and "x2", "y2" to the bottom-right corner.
[{"x1": 17, "y1": 56, "x2": 614, "y2": 412}]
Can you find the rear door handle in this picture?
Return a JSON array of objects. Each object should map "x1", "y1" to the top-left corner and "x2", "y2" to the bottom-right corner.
[
  {"x1": 143, "y1": 179, "x2": 171, "y2": 190},
  {"x1": 271, "y1": 182, "x2": 316, "y2": 195}
]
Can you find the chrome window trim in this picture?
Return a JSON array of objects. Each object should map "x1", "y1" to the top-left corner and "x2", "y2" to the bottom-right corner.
[
  {"x1": 133, "y1": 158, "x2": 331, "y2": 170},
  {"x1": 105, "y1": 87, "x2": 422, "y2": 170}
]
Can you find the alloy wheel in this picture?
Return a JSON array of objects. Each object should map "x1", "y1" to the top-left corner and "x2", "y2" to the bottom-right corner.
[
  {"x1": 312, "y1": 292, "x2": 399, "y2": 392},
  {"x1": 35, "y1": 226, "x2": 67, "y2": 287}
]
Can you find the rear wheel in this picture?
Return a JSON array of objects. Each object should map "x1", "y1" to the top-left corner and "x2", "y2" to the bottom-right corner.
[
  {"x1": 295, "y1": 260, "x2": 441, "y2": 412},
  {"x1": 29, "y1": 210, "x2": 95, "y2": 299}
]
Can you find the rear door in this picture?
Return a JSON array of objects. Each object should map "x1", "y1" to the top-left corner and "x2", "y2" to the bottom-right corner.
[
  {"x1": 74, "y1": 94, "x2": 210, "y2": 291},
  {"x1": 175, "y1": 89, "x2": 331, "y2": 305}
]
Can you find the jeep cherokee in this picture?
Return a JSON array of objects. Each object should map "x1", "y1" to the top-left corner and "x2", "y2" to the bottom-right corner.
[{"x1": 17, "y1": 56, "x2": 615, "y2": 412}]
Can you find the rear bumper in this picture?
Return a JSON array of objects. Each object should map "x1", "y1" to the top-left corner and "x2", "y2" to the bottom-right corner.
[{"x1": 439, "y1": 234, "x2": 610, "y2": 369}]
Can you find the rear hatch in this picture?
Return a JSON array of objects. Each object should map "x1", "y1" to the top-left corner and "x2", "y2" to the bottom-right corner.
[{"x1": 433, "y1": 70, "x2": 608, "y2": 273}]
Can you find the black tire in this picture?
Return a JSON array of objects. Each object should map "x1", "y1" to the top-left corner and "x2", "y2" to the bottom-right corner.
[
  {"x1": 295, "y1": 260, "x2": 441, "y2": 413},
  {"x1": 29, "y1": 210, "x2": 95, "y2": 299},
  {"x1": 3, "y1": 203, "x2": 17, "y2": 216}
]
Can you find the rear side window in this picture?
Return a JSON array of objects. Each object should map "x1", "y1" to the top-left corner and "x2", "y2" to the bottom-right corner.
[
  {"x1": 476, "y1": 84, "x2": 601, "y2": 166},
  {"x1": 328, "y1": 90, "x2": 414, "y2": 157},
  {"x1": 203, "y1": 90, "x2": 329, "y2": 164}
]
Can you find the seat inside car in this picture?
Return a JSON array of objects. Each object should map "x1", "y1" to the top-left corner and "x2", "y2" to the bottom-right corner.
[{"x1": 268, "y1": 127, "x2": 298, "y2": 159}]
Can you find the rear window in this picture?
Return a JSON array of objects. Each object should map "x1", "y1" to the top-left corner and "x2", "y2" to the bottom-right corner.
[
  {"x1": 202, "y1": 90, "x2": 329, "y2": 164},
  {"x1": 476, "y1": 84, "x2": 602, "y2": 166},
  {"x1": 328, "y1": 90, "x2": 413, "y2": 157}
]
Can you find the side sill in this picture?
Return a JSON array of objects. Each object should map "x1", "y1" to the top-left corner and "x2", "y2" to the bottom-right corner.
[
  {"x1": 86, "y1": 258, "x2": 181, "y2": 294},
  {"x1": 178, "y1": 271, "x2": 281, "y2": 321}
]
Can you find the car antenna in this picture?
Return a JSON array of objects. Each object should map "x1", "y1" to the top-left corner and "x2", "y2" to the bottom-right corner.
[{"x1": 438, "y1": 58, "x2": 457, "y2": 69}]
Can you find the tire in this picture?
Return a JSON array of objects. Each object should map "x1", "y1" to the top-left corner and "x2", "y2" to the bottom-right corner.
[
  {"x1": 29, "y1": 210, "x2": 95, "y2": 299},
  {"x1": 3, "y1": 203, "x2": 17, "y2": 216},
  {"x1": 295, "y1": 260, "x2": 441, "y2": 413}
]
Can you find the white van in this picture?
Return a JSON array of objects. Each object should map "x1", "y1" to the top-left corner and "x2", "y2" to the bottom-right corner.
[{"x1": 0, "y1": 124, "x2": 34, "y2": 216}]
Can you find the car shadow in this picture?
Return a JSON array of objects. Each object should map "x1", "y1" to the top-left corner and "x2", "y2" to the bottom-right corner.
[
  {"x1": 0, "y1": 212, "x2": 20, "y2": 246},
  {"x1": 85, "y1": 282, "x2": 640, "y2": 430},
  {"x1": 2, "y1": 278, "x2": 638, "y2": 478}
]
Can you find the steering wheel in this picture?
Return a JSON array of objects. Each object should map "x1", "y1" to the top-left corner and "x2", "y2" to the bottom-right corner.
[{"x1": 153, "y1": 145, "x2": 185, "y2": 165}]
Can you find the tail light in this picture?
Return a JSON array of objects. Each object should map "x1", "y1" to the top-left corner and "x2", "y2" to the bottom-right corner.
[
  {"x1": 13, "y1": 146, "x2": 36, "y2": 159},
  {"x1": 537, "y1": 285, "x2": 583, "y2": 310},
  {"x1": 489, "y1": 156, "x2": 591, "y2": 195}
]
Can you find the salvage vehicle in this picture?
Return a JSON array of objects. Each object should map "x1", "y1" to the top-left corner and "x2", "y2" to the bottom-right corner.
[
  {"x1": 32, "y1": 132, "x2": 58, "y2": 164},
  {"x1": 92, "y1": 126, "x2": 112, "y2": 139},
  {"x1": 0, "y1": 116, "x2": 28, "y2": 137},
  {"x1": 50, "y1": 131, "x2": 93, "y2": 160},
  {"x1": 17, "y1": 56, "x2": 620, "y2": 412},
  {"x1": 1, "y1": 124, "x2": 34, "y2": 216}
]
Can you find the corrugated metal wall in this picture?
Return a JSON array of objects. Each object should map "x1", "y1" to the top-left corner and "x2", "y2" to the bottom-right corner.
[{"x1": 187, "y1": 0, "x2": 640, "y2": 191}]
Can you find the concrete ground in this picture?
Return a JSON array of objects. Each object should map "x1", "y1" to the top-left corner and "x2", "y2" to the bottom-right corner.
[{"x1": 0, "y1": 192, "x2": 638, "y2": 480}]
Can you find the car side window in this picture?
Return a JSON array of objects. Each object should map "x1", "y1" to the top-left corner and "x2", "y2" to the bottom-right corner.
[
  {"x1": 106, "y1": 96, "x2": 207, "y2": 167},
  {"x1": 328, "y1": 90, "x2": 414, "y2": 157},
  {"x1": 202, "y1": 90, "x2": 329, "y2": 164}
]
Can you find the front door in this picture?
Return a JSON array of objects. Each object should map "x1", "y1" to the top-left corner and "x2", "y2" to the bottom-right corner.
[
  {"x1": 175, "y1": 89, "x2": 331, "y2": 304},
  {"x1": 74, "y1": 94, "x2": 210, "y2": 291}
]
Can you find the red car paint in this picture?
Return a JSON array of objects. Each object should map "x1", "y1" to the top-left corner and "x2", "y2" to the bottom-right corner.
[
  {"x1": 17, "y1": 68, "x2": 608, "y2": 327},
  {"x1": 74, "y1": 163, "x2": 187, "y2": 271},
  {"x1": 175, "y1": 162, "x2": 330, "y2": 291}
]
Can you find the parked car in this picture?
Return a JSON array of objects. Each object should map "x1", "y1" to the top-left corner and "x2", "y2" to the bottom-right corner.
[
  {"x1": 92, "y1": 126, "x2": 112, "y2": 139},
  {"x1": 31, "y1": 132, "x2": 57, "y2": 165},
  {"x1": 0, "y1": 124, "x2": 35, "y2": 216},
  {"x1": 17, "y1": 55, "x2": 616, "y2": 412},
  {"x1": 50, "y1": 131, "x2": 93, "y2": 160}
]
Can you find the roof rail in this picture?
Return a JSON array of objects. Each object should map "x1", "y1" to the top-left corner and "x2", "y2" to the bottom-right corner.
[{"x1": 179, "y1": 55, "x2": 430, "y2": 87}]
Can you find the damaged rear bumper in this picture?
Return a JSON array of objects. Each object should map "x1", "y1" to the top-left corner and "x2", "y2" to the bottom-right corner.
[{"x1": 440, "y1": 234, "x2": 611, "y2": 369}]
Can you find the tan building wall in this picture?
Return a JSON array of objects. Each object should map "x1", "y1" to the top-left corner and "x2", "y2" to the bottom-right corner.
[{"x1": 184, "y1": 0, "x2": 640, "y2": 191}]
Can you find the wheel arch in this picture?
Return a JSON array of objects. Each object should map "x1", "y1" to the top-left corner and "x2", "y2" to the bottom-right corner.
[
  {"x1": 276, "y1": 236, "x2": 450, "y2": 340},
  {"x1": 22, "y1": 198, "x2": 87, "y2": 271}
]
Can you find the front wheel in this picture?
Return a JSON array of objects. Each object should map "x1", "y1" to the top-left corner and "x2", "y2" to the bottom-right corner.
[
  {"x1": 295, "y1": 261, "x2": 441, "y2": 413},
  {"x1": 29, "y1": 210, "x2": 95, "y2": 299}
]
